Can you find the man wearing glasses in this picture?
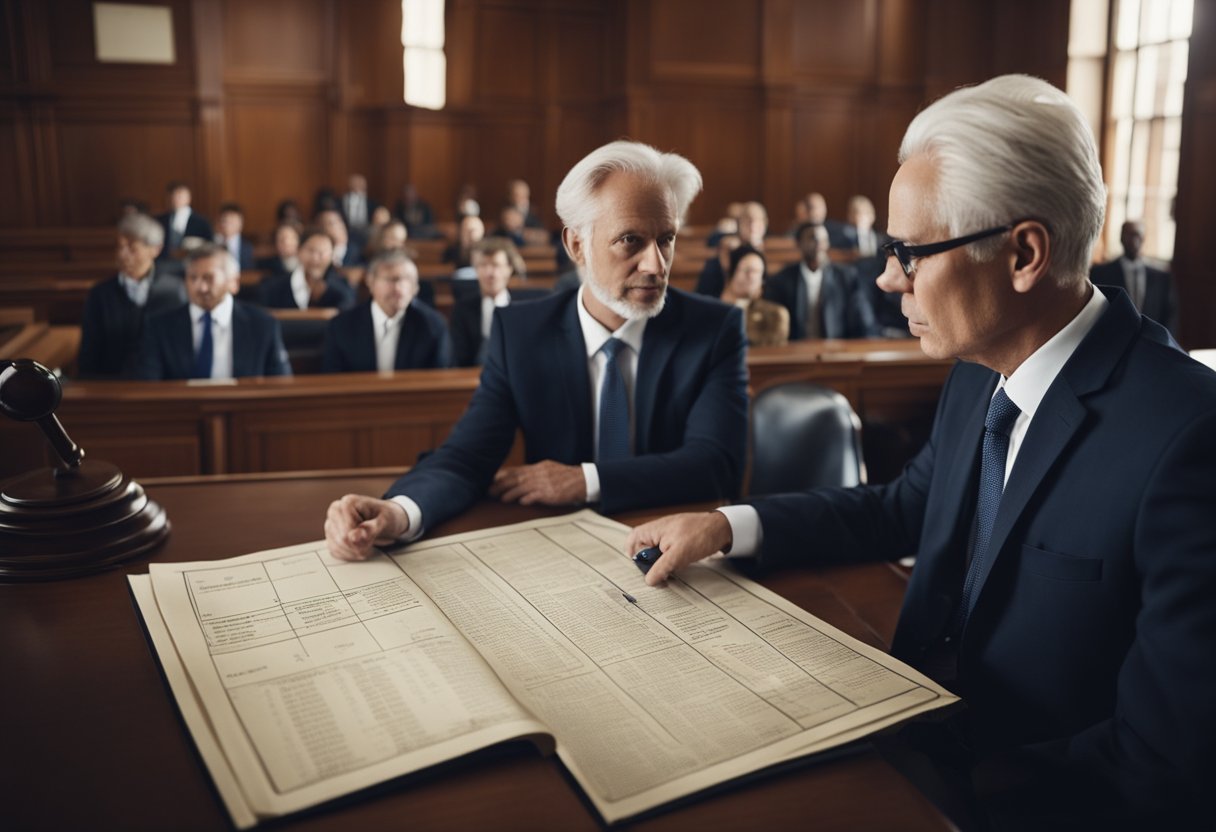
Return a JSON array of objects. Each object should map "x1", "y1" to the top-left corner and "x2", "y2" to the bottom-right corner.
[{"x1": 629, "y1": 74, "x2": 1216, "y2": 829}]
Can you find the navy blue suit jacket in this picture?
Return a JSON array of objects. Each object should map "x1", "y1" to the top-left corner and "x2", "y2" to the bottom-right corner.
[
  {"x1": 749, "y1": 287, "x2": 1216, "y2": 824},
  {"x1": 259, "y1": 269, "x2": 357, "y2": 311},
  {"x1": 385, "y1": 287, "x2": 749, "y2": 527},
  {"x1": 765, "y1": 261, "x2": 880, "y2": 339},
  {"x1": 156, "y1": 210, "x2": 213, "y2": 254},
  {"x1": 135, "y1": 301, "x2": 292, "y2": 380},
  {"x1": 77, "y1": 271, "x2": 186, "y2": 377},
  {"x1": 448, "y1": 289, "x2": 550, "y2": 367},
  {"x1": 321, "y1": 300, "x2": 452, "y2": 372}
]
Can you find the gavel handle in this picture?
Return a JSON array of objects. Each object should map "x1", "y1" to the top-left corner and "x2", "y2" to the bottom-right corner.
[{"x1": 36, "y1": 413, "x2": 85, "y2": 470}]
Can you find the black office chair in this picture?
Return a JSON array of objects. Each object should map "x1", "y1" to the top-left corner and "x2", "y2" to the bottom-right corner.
[{"x1": 748, "y1": 382, "x2": 865, "y2": 496}]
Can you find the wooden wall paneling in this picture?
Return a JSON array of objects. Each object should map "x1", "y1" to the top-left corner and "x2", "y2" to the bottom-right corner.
[
  {"x1": 0, "y1": 3, "x2": 17, "y2": 83},
  {"x1": 404, "y1": 113, "x2": 460, "y2": 221},
  {"x1": 647, "y1": 0, "x2": 761, "y2": 83},
  {"x1": 1173, "y1": 0, "x2": 1216, "y2": 348},
  {"x1": 792, "y1": 96, "x2": 860, "y2": 224},
  {"x1": 221, "y1": 0, "x2": 330, "y2": 83},
  {"x1": 990, "y1": 0, "x2": 1069, "y2": 89},
  {"x1": 761, "y1": 96, "x2": 797, "y2": 235},
  {"x1": 223, "y1": 86, "x2": 329, "y2": 237},
  {"x1": 472, "y1": 116, "x2": 545, "y2": 225},
  {"x1": 0, "y1": 110, "x2": 31, "y2": 227},
  {"x1": 875, "y1": 0, "x2": 926, "y2": 86},
  {"x1": 789, "y1": 0, "x2": 877, "y2": 83},
  {"x1": 193, "y1": 0, "x2": 225, "y2": 216},
  {"x1": 474, "y1": 5, "x2": 541, "y2": 101},
  {"x1": 340, "y1": 0, "x2": 402, "y2": 109},
  {"x1": 55, "y1": 102, "x2": 199, "y2": 226},
  {"x1": 921, "y1": 0, "x2": 993, "y2": 100},
  {"x1": 857, "y1": 89, "x2": 923, "y2": 226}
]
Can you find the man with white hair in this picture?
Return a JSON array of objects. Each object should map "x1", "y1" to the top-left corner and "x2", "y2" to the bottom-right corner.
[
  {"x1": 136, "y1": 242, "x2": 290, "y2": 380},
  {"x1": 324, "y1": 140, "x2": 748, "y2": 558},
  {"x1": 628, "y1": 75, "x2": 1216, "y2": 828},
  {"x1": 78, "y1": 212, "x2": 186, "y2": 377}
]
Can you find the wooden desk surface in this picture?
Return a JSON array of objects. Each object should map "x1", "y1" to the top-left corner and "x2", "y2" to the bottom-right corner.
[{"x1": 0, "y1": 471, "x2": 948, "y2": 831}]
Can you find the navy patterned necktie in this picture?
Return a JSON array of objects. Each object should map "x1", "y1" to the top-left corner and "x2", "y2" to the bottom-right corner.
[
  {"x1": 954, "y1": 388, "x2": 1021, "y2": 630},
  {"x1": 192, "y1": 310, "x2": 213, "y2": 379},
  {"x1": 597, "y1": 337, "x2": 630, "y2": 463}
]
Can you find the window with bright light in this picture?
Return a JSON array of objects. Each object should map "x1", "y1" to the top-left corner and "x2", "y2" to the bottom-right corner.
[
  {"x1": 1105, "y1": 0, "x2": 1192, "y2": 260},
  {"x1": 402, "y1": 0, "x2": 446, "y2": 110}
]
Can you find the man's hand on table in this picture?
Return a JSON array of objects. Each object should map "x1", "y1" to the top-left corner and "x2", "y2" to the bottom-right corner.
[
  {"x1": 490, "y1": 461, "x2": 587, "y2": 506},
  {"x1": 626, "y1": 511, "x2": 734, "y2": 587},
  {"x1": 325, "y1": 494, "x2": 410, "y2": 561}
]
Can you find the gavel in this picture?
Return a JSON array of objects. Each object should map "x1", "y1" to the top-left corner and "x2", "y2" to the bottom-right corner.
[{"x1": 0, "y1": 359, "x2": 85, "y2": 472}]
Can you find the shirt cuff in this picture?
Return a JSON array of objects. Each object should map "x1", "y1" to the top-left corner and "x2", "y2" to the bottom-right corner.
[
  {"x1": 389, "y1": 496, "x2": 426, "y2": 542},
  {"x1": 716, "y1": 505, "x2": 762, "y2": 558},
  {"x1": 582, "y1": 462, "x2": 600, "y2": 504}
]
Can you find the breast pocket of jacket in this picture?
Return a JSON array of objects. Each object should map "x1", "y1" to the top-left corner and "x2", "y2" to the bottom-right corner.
[{"x1": 1019, "y1": 544, "x2": 1104, "y2": 582}]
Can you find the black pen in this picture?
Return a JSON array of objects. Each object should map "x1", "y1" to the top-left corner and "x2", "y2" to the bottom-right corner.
[{"x1": 621, "y1": 591, "x2": 637, "y2": 604}]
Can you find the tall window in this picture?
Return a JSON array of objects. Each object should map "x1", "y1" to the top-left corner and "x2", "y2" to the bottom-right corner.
[
  {"x1": 402, "y1": 0, "x2": 446, "y2": 110},
  {"x1": 1106, "y1": 0, "x2": 1192, "y2": 259}
]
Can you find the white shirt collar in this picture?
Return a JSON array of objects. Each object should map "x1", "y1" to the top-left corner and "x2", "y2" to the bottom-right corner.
[
  {"x1": 576, "y1": 285, "x2": 648, "y2": 359},
  {"x1": 118, "y1": 269, "x2": 153, "y2": 306},
  {"x1": 1001, "y1": 285, "x2": 1108, "y2": 420},
  {"x1": 799, "y1": 260, "x2": 823, "y2": 280},
  {"x1": 289, "y1": 267, "x2": 310, "y2": 310},
  {"x1": 189, "y1": 293, "x2": 234, "y2": 328},
  {"x1": 370, "y1": 299, "x2": 406, "y2": 332}
]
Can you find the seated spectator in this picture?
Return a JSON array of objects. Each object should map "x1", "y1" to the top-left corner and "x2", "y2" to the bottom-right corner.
[
  {"x1": 784, "y1": 196, "x2": 810, "y2": 236},
  {"x1": 259, "y1": 228, "x2": 357, "y2": 311},
  {"x1": 317, "y1": 208, "x2": 365, "y2": 267},
  {"x1": 275, "y1": 199, "x2": 303, "y2": 226},
  {"x1": 136, "y1": 243, "x2": 290, "y2": 380},
  {"x1": 442, "y1": 214, "x2": 486, "y2": 270},
  {"x1": 394, "y1": 183, "x2": 435, "y2": 235},
  {"x1": 78, "y1": 213, "x2": 187, "y2": 378},
  {"x1": 156, "y1": 181, "x2": 212, "y2": 259},
  {"x1": 214, "y1": 203, "x2": 255, "y2": 271},
  {"x1": 720, "y1": 244, "x2": 788, "y2": 347},
  {"x1": 366, "y1": 219, "x2": 408, "y2": 259},
  {"x1": 449, "y1": 237, "x2": 544, "y2": 367},
  {"x1": 340, "y1": 173, "x2": 378, "y2": 232},
  {"x1": 255, "y1": 222, "x2": 301, "y2": 277},
  {"x1": 837, "y1": 195, "x2": 891, "y2": 257},
  {"x1": 1090, "y1": 219, "x2": 1179, "y2": 334},
  {"x1": 507, "y1": 178, "x2": 545, "y2": 229},
  {"x1": 490, "y1": 205, "x2": 527, "y2": 248},
  {"x1": 694, "y1": 233, "x2": 742, "y2": 297},
  {"x1": 765, "y1": 222, "x2": 879, "y2": 339},
  {"x1": 737, "y1": 201, "x2": 768, "y2": 249},
  {"x1": 321, "y1": 250, "x2": 451, "y2": 373},
  {"x1": 706, "y1": 201, "x2": 750, "y2": 248}
]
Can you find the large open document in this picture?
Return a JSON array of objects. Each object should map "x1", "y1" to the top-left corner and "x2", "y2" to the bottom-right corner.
[{"x1": 130, "y1": 510, "x2": 958, "y2": 827}]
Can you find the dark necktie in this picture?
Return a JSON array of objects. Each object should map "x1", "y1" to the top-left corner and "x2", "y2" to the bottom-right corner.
[
  {"x1": 192, "y1": 310, "x2": 213, "y2": 379},
  {"x1": 598, "y1": 337, "x2": 630, "y2": 463},
  {"x1": 954, "y1": 388, "x2": 1021, "y2": 630}
]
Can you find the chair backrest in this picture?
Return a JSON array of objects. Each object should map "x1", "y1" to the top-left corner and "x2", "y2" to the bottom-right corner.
[{"x1": 748, "y1": 381, "x2": 865, "y2": 495}]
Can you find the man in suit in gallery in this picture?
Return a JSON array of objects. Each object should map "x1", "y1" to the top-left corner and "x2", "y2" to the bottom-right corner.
[
  {"x1": 317, "y1": 208, "x2": 366, "y2": 268},
  {"x1": 765, "y1": 221, "x2": 880, "y2": 339},
  {"x1": 448, "y1": 237, "x2": 546, "y2": 367},
  {"x1": 324, "y1": 140, "x2": 749, "y2": 558},
  {"x1": 213, "y1": 202, "x2": 256, "y2": 271},
  {"x1": 627, "y1": 75, "x2": 1216, "y2": 829},
  {"x1": 156, "y1": 181, "x2": 213, "y2": 259},
  {"x1": 136, "y1": 243, "x2": 291, "y2": 380},
  {"x1": 1089, "y1": 219, "x2": 1178, "y2": 335},
  {"x1": 78, "y1": 212, "x2": 187, "y2": 378},
  {"x1": 320, "y1": 250, "x2": 451, "y2": 373},
  {"x1": 259, "y1": 228, "x2": 357, "y2": 311}
]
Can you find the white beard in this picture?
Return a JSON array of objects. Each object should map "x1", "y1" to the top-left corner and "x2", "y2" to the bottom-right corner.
[{"x1": 584, "y1": 258, "x2": 667, "y2": 321}]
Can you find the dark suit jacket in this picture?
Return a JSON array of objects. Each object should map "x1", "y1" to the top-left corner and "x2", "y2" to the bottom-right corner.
[
  {"x1": 832, "y1": 224, "x2": 891, "y2": 255},
  {"x1": 321, "y1": 300, "x2": 452, "y2": 372},
  {"x1": 694, "y1": 257, "x2": 726, "y2": 297},
  {"x1": 1089, "y1": 257, "x2": 1177, "y2": 334},
  {"x1": 135, "y1": 301, "x2": 292, "y2": 380},
  {"x1": 156, "y1": 210, "x2": 213, "y2": 254},
  {"x1": 77, "y1": 271, "x2": 187, "y2": 378},
  {"x1": 749, "y1": 287, "x2": 1216, "y2": 826},
  {"x1": 765, "y1": 261, "x2": 880, "y2": 339},
  {"x1": 258, "y1": 269, "x2": 357, "y2": 311},
  {"x1": 385, "y1": 287, "x2": 749, "y2": 527},
  {"x1": 217, "y1": 236, "x2": 255, "y2": 271},
  {"x1": 448, "y1": 289, "x2": 550, "y2": 367}
]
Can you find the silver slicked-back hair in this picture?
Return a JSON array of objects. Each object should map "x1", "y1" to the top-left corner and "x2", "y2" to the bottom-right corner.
[
  {"x1": 555, "y1": 140, "x2": 703, "y2": 240},
  {"x1": 118, "y1": 212, "x2": 165, "y2": 248},
  {"x1": 186, "y1": 241, "x2": 241, "y2": 281},
  {"x1": 899, "y1": 74, "x2": 1106, "y2": 285},
  {"x1": 367, "y1": 248, "x2": 417, "y2": 281}
]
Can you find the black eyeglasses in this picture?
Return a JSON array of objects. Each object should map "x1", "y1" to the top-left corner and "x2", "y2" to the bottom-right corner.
[{"x1": 881, "y1": 224, "x2": 1015, "y2": 276}]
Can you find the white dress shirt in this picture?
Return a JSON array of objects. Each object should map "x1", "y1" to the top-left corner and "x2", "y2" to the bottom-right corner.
[
  {"x1": 171, "y1": 207, "x2": 191, "y2": 235},
  {"x1": 189, "y1": 294, "x2": 235, "y2": 380},
  {"x1": 289, "y1": 267, "x2": 311, "y2": 310},
  {"x1": 118, "y1": 271, "x2": 153, "y2": 307},
  {"x1": 800, "y1": 261, "x2": 824, "y2": 339},
  {"x1": 391, "y1": 285, "x2": 649, "y2": 540},
  {"x1": 481, "y1": 289, "x2": 511, "y2": 340},
  {"x1": 370, "y1": 300, "x2": 406, "y2": 373},
  {"x1": 721, "y1": 286, "x2": 1110, "y2": 557},
  {"x1": 333, "y1": 243, "x2": 348, "y2": 266}
]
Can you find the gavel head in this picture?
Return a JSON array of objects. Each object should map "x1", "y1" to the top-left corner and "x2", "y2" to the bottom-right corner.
[{"x1": 0, "y1": 360, "x2": 62, "y2": 423}]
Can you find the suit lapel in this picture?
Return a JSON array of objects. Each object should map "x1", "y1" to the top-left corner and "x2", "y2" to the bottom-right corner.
[
  {"x1": 558, "y1": 296, "x2": 593, "y2": 461},
  {"x1": 354, "y1": 303, "x2": 375, "y2": 370},
  {"x1": 966, "y1": 288, "x2": 1141, "y2": 619},
  {"x1": 231, "y1": 302, "x2": 251, "y2": 377},
  {"x1": 395, "y1": 304, "x2": 418, "y2": 369},
  {"x1": 171, "y1": 306, "x2": 195, "y2": 378},
  {"x1": 634, "y1": 292, "x2": 683, "y2": 453}
]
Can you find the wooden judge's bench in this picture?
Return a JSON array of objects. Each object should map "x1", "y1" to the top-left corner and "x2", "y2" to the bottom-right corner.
[{"x1": 0, "y1": 340, "x2": 950, "y2": 485}]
